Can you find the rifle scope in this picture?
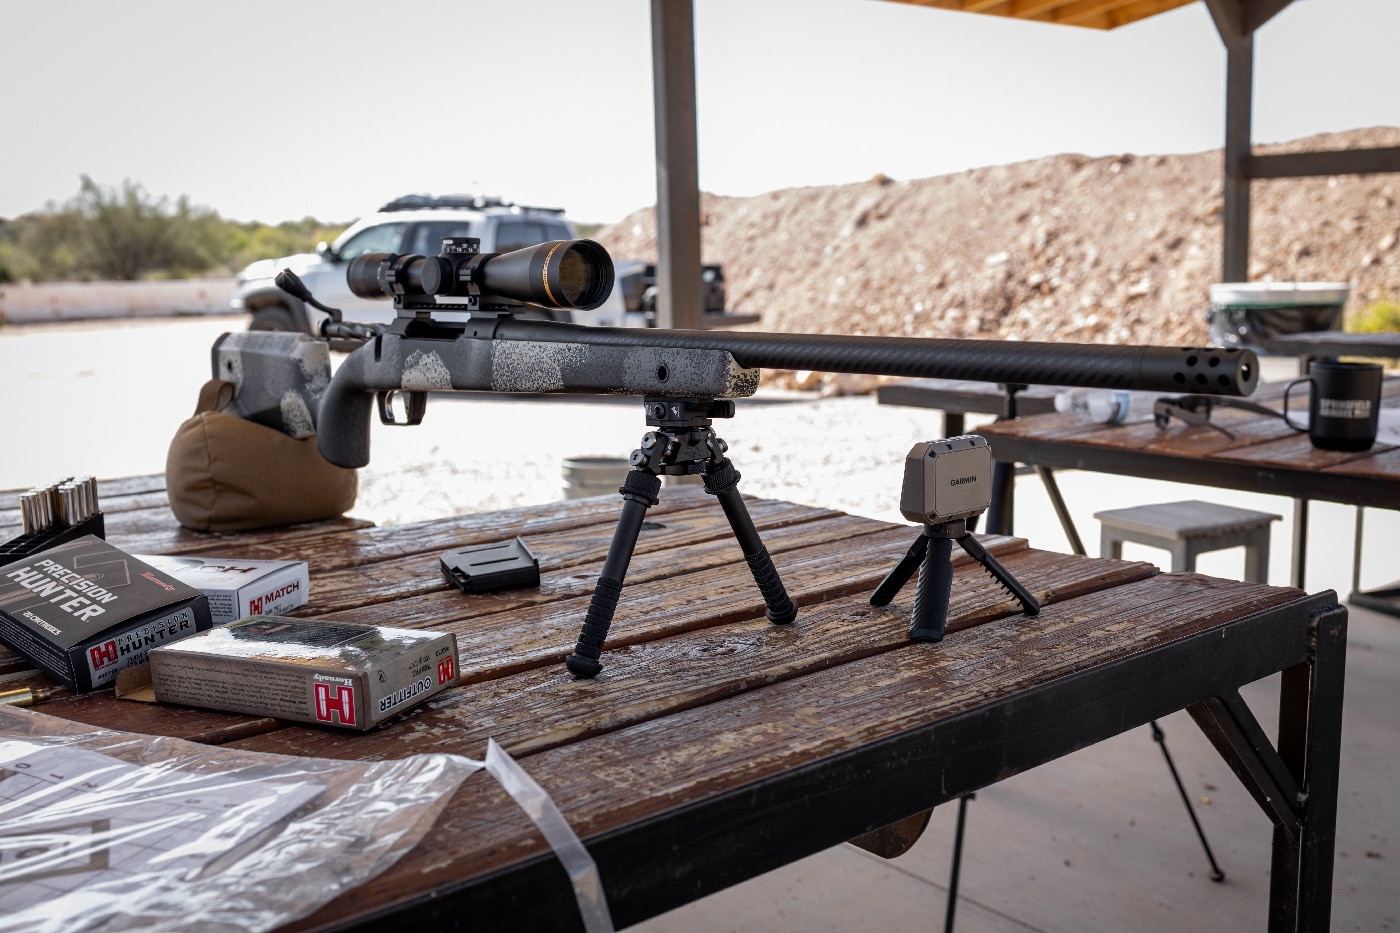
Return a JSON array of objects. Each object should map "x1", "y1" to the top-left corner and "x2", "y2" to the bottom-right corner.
[{"x1": 346, "y1": 238, "x2": 615, "y2": 311}]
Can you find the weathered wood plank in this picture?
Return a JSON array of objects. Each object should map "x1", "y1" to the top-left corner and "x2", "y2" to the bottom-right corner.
[
  {"x1": 105, "y1": 513, "x2": 378, "y2": 557},
  {"x1": 0, "y1": 495, "x2": 849, "y2": 713},
  {"x1": 1327, "y1": 445, "x2": 1400, "y2": 479},
  {"x1": 302, "y1": 525, "x2": 1032, "y2": 682},
  {"x1": 156, "y1": 486, "x2": 730, "y2": 568},
  {"x1": 0, "y1": 475, "x2": 170, "y2": 535},
  {"x1": 0, "y1": 474, "x2": 167, "y2": 505},
  {"x1": 26, "y1": 524, "x2": 1030, "y2": 739},
  {"x1": 0, "y1": 504, "x2": 375, "y2": 559},
  {"x1": 230, "y1": 549, "x2": 1158, "y2": 762},
  {"x1": 275, "y1": 573, "x2": 1309, "y2": 932},
  {"x1": 0, "y1": 492, "x2": 171, "y2": 532},
  {"x1": 1213, "y1": 431, "x2": 1399, "y2": 472},
  {"x1": 29, "y1": 691, "x2": 287, "y2": 745},
  {"x1": 296, "y1": 501, "x2": 873, "y2": 616}
]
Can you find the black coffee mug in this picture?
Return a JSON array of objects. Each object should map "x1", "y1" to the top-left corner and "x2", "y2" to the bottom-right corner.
[{"x1": 1283, "y1": 360, "x2": 1383, "y2": 451}]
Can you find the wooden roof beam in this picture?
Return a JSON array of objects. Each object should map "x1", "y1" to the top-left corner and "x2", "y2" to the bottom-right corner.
[
  {"x1": 906, "y1": 1, "x2": 1006, "y2": 13},
  {"x1": 1048, "y1": 0, "x2": 1158, "y2": 28},
  {"x1": 886, "y1": 0, "x2": 1193, "y2": 28},
  {"x1": 1067, "y1": 0, "x2": 1197, "y2": 30},
  {"x1": 901, "y1": 0, "x2": 1118, "y2": 20},
  {"x1": 1010, "y1": 0, "x2": 1081, "y2": 17}
]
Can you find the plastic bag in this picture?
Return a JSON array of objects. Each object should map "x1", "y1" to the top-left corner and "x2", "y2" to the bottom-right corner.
[{"x1": 0, "y1": 707, "x2": 480, "y2": 933}]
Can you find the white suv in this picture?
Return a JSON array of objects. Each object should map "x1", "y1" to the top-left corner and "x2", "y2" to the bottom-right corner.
[{"x1": 231, "y1": 194, "x2": 588, "y2": 334}]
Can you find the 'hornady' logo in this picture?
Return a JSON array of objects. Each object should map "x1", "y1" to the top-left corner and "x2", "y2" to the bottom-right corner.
[
  {"x1": 314, "y1": 682, "x2": 356, "y2": 725},
  {"x1": 87, "y1": 613, "x2": 195, "y2": 672},
  {"x1": 249, "y1": 580, "x2": 301, "y2": 615},
  {"x1": 89, "y1": 640, "x2": 120, "y2": 671}
]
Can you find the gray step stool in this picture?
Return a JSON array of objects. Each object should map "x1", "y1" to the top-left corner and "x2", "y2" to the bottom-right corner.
[{"x1": 1094, "y1": 500, "x2": 1281, "y2": 583}]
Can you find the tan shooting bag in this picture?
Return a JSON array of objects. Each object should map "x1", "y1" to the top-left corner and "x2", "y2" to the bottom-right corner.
[{"x1": 166, "y1": 379, "x2": 358, "y2": 533}]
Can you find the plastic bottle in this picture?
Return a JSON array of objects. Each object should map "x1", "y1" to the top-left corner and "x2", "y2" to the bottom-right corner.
[{"x1": 1052, "y1": 386, "x2": 1153, "y2": 423}]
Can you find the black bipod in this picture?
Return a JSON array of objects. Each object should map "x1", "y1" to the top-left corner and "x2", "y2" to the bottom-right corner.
[
  {"x1": 565, "y1": 397, "x2": 797, "y2": 678},
  {"x1": 870, "y1": 518, "x2": 1039, "y2": 642}
]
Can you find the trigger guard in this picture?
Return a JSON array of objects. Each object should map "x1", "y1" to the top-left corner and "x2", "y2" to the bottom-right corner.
[{"x1": 377, "y1": 390, "x2": 427, "y2": 426}]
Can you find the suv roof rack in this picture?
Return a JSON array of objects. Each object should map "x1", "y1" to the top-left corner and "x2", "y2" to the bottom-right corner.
[{"x1": 378, "y1": 193, "x2": 566, "y2": 215}]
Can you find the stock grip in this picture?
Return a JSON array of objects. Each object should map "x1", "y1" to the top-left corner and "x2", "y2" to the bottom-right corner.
[{"x1": 316, "y1": 373, "x2": 376, "y2": 468}]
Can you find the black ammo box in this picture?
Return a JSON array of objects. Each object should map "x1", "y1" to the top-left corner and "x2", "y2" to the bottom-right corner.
[{"x1": 0, "y1": 536, "x2": 212, "y2": 692}]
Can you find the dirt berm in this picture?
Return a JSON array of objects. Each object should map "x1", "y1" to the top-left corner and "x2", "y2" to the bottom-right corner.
[{"x1": 594, "y1": 127, "x2": 1400, "y2": 380}]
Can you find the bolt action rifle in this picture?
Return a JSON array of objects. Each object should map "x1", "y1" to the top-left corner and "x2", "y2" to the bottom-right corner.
[{"x1": 272, "y1": 236, "x2": 1258, "y2": 678}]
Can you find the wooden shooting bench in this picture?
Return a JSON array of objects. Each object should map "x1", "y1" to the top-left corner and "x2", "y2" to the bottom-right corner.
[
  {"x1": 0, "y1": 475, "x2": 1345, "y2": 931},
  {"x1": 1255, "y1": 330, "x2": 1400, "y2": 371},
  {"x1": 977, "y1": 376, "x2": 1400, "y2": 614},
  {"x1": 874, "y1": 378, "x2": 1061, "y2": 437}
]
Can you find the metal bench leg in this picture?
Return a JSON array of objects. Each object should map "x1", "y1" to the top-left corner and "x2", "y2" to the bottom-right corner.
[
  {"x1": 1291, "y1": 498, "x2": 1310, "y2": 589},
  {"x1": 945, "y1": 794, "x2": 973, "y2": 933},
  {"x1": 1151, "y1": 720, "x2": 1225, "y2": 882},
  {"x1": 1351, "y1": 506, "x2": 1364, "y2": 596},
  {"x1": 1188, "y1": 605, "x2": 1348, "y2": 931},
  {"x1": 1272, "y1": 606, "x2": 1347, "y2": 930},
  {"x1": 1036, "y1": 466, "x2": 1085, "y2": 556}
]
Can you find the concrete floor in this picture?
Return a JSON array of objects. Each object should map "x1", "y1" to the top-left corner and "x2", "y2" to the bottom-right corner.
[{"x1": 2, "y1": 317, "x2": 1395, "y2": 932}]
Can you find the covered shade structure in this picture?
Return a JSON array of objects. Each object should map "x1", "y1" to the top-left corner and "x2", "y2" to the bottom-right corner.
[{"x1": 648, "y1": 0, "x2": 1400, "y2": 327}]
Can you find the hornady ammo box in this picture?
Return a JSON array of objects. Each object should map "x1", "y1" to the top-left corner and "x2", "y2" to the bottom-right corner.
[
  {"x1": 135, "y1": 554, "x2": 308, "y2": 625},
  {"x1": 148, "y1": 615, "x2": 460, "y2": 731},
  {"x1": 0, "y1": 536, "x2": 213, "y2": 693}
]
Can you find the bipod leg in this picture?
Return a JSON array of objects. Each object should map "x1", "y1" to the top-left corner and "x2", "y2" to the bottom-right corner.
[
  {"x1": 566, "y1": 470, "x2": 663, "y2": 678},
  {"x1": 955, "y1": 533, "x2": 1040, "y2": 616},
  {"x1": 909, "y1": 527, "x2": 954, "y2": 642},
  {"x1": 870, "y1": 534, "x2": 930, "y2": 607},
  {"x1": 703, "y1": 458, "x2": 797, "y2": 625}
]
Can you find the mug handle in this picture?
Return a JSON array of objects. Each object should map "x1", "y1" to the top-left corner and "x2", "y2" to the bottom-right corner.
[{"x1": 1282, "y1": 377, "x2": 1312, "y2": 432}]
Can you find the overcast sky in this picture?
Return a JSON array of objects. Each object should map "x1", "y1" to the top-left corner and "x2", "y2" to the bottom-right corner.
[{"x1": 2, "y1": 0, "x2": 1396, "y2": 226}]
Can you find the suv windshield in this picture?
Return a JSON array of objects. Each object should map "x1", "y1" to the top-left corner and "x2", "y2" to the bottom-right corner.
[
  {"x1": 495, "y1": 220, "x2": 574, "y2": 252},
  {"x1": 407, "y1": 221, "x2": 480, "y2": 255},
  {"x1": 335, "y1": 222, "x2": 408, "y2": 261}
]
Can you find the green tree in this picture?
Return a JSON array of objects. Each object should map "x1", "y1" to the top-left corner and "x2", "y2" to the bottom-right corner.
[
  {"x1": 0, "y1": 179, "x2": 349, "y2": 282},
  {"x1": 69, "y1": 175, "x2": 219, "y2": 280}
]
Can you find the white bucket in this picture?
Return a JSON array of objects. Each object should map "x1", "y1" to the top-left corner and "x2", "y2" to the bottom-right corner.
[
  {"x1": 562, "y1": 456, "x2": 632, "y2": 500},
  {"x1": 1207, "y1": 281, "x2": 1349, "y2": 348}
]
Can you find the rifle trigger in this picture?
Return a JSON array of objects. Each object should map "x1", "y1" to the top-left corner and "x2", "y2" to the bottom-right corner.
[{"x1": 377, "y1": 390, "x2": 427, "y2": 426}]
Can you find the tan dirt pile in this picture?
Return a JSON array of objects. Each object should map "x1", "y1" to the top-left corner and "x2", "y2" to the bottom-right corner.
[{"x1": 594, "y1": 127, "x2": 1400, "y2": 392}]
